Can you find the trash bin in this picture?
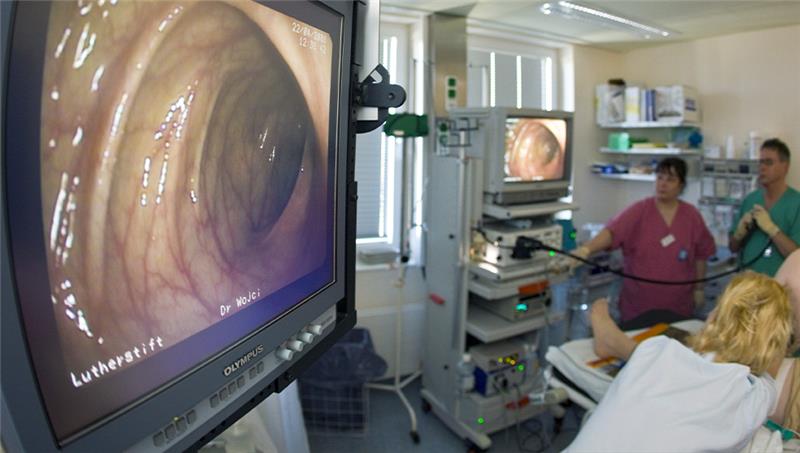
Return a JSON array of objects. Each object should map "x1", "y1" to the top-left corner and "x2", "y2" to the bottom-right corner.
[{"x1": 299, "y1": 328, "x2": 387, "y2": 436}]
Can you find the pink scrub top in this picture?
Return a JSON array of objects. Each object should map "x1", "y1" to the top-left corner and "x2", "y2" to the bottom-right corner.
[{"x1": 606, "y1": 197, "x2": 716, "y2": 322}]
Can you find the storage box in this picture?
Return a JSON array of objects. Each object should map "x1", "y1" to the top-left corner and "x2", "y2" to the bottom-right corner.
[
  {"x1": 595, "y1": 84, "x2": 625, "y2": 125},
  {"x1": 624, "y1": 86, "x2": 641, "y2": 123},
  {"x1": 608, "y1": 132, "x2": 630, "y2": 150},
  {"x1": 655, "y1": 85, "x2": 700, "y2": 123}
]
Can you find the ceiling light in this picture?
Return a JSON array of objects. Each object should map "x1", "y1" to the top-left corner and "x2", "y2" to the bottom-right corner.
[{"x1": 539, "y1": 1, "x2": 676, "y2": 39}]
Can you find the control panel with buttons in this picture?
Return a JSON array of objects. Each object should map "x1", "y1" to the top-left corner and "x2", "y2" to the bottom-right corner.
[{"x1": 132, "y1": 306, "x2": 337, "y2": 452}]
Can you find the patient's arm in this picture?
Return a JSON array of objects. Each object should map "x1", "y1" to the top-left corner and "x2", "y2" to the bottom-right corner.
[
  {"x1": 775, "y1": 250, "x2": 800, "y2": 353},
  {"x1": 768, "y1": 358, "x2": 796, "y2": 426},
  {"x1": 591, "y1": 299, "x2": 637, "y2": 361}
]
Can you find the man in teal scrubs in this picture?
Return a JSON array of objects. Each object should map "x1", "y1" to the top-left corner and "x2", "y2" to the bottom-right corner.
[{"x1": 730, "y1": 138, "x2": 800, "y2": 276}]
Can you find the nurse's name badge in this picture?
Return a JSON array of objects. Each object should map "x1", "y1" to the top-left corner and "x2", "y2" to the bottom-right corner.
[
  {"x1": 678, "y1": 249, "x2": 688, "y2": 261},
  {"x1": 660, "y1": 234, "x2": 675, "y2": 248}
]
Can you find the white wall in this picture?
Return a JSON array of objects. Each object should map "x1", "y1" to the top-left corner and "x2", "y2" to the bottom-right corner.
[
  {"x1": 570, "y1": 45, "x2": 627, "y2": 227},
  {"x1": 354, "y1": 265, "x2": 427, "y2": 379}
]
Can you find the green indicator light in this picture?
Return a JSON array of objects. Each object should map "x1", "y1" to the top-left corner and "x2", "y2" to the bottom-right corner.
[
  {"x1": 570, "y1": 231, "x2": 577, "y2": 239},
  {"x1": 477, "y1": 417, "x2": 485, "y2": 425},
  {"x1": 548, "y1": 251, "x2": 556, "y2": 257},
  {"x1": 516, "y1": 303, "x2": 527, "y2": 312},
  {"x1": 518, "y1": 364, "x2": 525, "y2": 371}
]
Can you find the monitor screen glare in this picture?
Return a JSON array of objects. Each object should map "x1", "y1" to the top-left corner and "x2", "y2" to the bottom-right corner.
[
  {"x1": 504, "y1": 118, "x2": 567, "y2": 182},
  {"x1": 20, "y1": 0, "x2": 340, "y2": 441}
]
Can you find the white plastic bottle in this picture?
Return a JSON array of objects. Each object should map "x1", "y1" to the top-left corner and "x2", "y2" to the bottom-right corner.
[
  {"x1": 748, "y1": 131, "x2": 762, "y2": 160},
  {"x1": 456, "y1": 353, "x2": 475, "y2": 393}
]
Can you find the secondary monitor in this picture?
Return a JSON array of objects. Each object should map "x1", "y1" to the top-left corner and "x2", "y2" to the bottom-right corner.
[
  {"x1": 1, "y1": 1, "x2": 366, "y2": 451},
  {"x1": 446, "y1": 108, "x2": 574, "y2": 205}
]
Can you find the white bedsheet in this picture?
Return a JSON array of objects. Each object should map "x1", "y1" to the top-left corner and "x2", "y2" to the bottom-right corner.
[{"x1": 545, "y1": 319, "x2": 704, "y2": 404}]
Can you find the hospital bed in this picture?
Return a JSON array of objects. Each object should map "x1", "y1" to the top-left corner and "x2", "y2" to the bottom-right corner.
[{"x1": 545, "y1": 319, "x2": 799, "y2": 452}]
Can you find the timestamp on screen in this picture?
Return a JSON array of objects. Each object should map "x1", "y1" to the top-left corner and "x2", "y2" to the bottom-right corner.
[{"x1": 291, "y1": 20, "x2": 327, "y2": 55}]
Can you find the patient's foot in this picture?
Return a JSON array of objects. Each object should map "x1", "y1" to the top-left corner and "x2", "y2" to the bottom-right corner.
[{"x1": 591, "y1": 299, "x2": 636, "y2": 361}]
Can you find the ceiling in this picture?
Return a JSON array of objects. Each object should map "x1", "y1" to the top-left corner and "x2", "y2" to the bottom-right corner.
[{"x1": 384, "y1": 0, "x2": 800, "y2": 51}]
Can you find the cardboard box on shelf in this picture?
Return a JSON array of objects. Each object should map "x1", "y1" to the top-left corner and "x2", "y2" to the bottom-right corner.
[
  {"x1": 595, "y1": 84, "x2": 625, "y2": 125},
  {"x1": 655, "y1": 85, "x2": 700, "y2": 123}
]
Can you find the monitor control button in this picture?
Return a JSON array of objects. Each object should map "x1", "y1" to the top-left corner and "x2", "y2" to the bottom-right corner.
[
  {"x1": 276, "y1": 347, "x2": 294, "y2": 361},
  {"x1": 286, "y1": 340, "x2": 304, "y2": 352},
  {"x1": 153, "y1": 432, "x2": 165, "y2": 447},
  {"x1": 298, "y1": 332, "x2": 315, "y2": 344},
  {"x1": 307, "y1": 324, "x2": 323, "y2": 335},
  {"x1": 165, "y1": 424, "x2": 177, "y2": 441}
]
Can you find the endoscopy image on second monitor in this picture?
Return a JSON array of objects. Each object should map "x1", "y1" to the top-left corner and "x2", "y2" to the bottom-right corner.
[{"x1": 504, "y1": 118, "x2": 567, "y2": 182}]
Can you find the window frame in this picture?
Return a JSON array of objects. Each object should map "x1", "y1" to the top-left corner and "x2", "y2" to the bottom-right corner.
[
  {"x1": 467, "y1": 34, "x2": 560, "y2": 111},
  {"x1": 355, "y1": 11, "x2": 427, "y2": 265}
]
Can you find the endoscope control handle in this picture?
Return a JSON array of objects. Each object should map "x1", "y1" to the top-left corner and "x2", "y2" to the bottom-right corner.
[{"x1": 511, "y1": 236, "x2": 545, "y2": 260}]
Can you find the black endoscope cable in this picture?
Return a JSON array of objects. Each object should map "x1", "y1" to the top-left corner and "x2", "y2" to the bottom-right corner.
[
  {"x1": 475, "y1": 228, "x2": 772, "y2": 286},
  {"x1": 524, "y1": 238, "x2": 772, "y2": 286}
]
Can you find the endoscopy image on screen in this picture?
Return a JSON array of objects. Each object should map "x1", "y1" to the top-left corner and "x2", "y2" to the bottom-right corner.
[
  {"x1": 504, "y1": 118, "x2": 567, "y2": 182},
  {"x1": 29, "y1": 0, "x2": 339, "y2": 440}
]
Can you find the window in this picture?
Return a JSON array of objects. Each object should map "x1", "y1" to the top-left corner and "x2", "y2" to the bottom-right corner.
[
  {"x1": 466, "y1": 33, "x2": 559, "y2": 110},
  {"x1": 355, "y1": 23, "x2": 410, "y2": 245}
]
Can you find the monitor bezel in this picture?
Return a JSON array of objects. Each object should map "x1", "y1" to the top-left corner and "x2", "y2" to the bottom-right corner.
[{"x1": 1, "y1": 1, "x2": 357, "y2": 451}]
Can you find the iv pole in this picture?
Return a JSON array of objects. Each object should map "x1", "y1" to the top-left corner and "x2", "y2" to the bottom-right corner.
[{"x1": 365, "y1": 114, "x2": 428, "y2": 444}]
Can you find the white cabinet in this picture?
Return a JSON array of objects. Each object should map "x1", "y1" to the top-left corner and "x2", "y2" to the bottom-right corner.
[{"x1": 698, "y1": 158, "x2": 759, "y2": 245}]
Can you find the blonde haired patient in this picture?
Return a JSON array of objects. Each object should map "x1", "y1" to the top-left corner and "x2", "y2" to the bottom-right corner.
[{"x1": 566, "y1": 271, "x2": 796, "y2": 452}]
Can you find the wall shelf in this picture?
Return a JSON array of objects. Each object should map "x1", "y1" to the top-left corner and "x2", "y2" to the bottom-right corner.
[
  {"x1": 703, "y1": 157, "x2": 758, "y2": 164},
  {"x1": 599, "y1": 147, "x2": 699, "y2": 156},
  {"x1": 598, "y1": 120, "x2": 698, "y2": 129},
  {"x1": 699, "y1": 196, "x2": 742, "y2": 206},
  {"x1": 700, "y1": 171, "x2": 756, "y2": 178},
  {"x1": 594, "y1": 173, "x2": 655, "y2": 182}
]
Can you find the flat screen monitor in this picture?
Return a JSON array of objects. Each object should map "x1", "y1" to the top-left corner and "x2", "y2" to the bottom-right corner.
[{"x1": 2, "y1": 1, "x2": 359, "y2": 451}]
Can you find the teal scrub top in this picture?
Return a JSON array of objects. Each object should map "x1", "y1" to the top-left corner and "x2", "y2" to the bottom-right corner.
[{"x1": 731, "y1": 187, "x2": 800, "y2": 276}]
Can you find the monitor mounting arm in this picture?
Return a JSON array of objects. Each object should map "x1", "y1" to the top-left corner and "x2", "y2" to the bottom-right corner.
[{"x1": 355, "y1": 64, "x2": 406, "y2": 134}]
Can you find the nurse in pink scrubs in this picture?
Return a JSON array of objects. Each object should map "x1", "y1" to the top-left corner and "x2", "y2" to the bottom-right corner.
[{"x1": 573, "y1": 158, "x2": 716, "y2": 329}]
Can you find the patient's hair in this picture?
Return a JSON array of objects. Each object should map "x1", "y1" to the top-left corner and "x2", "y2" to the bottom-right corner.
[{"x1": 689, "y1": 272, "x2": 791, "y2": 376}]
